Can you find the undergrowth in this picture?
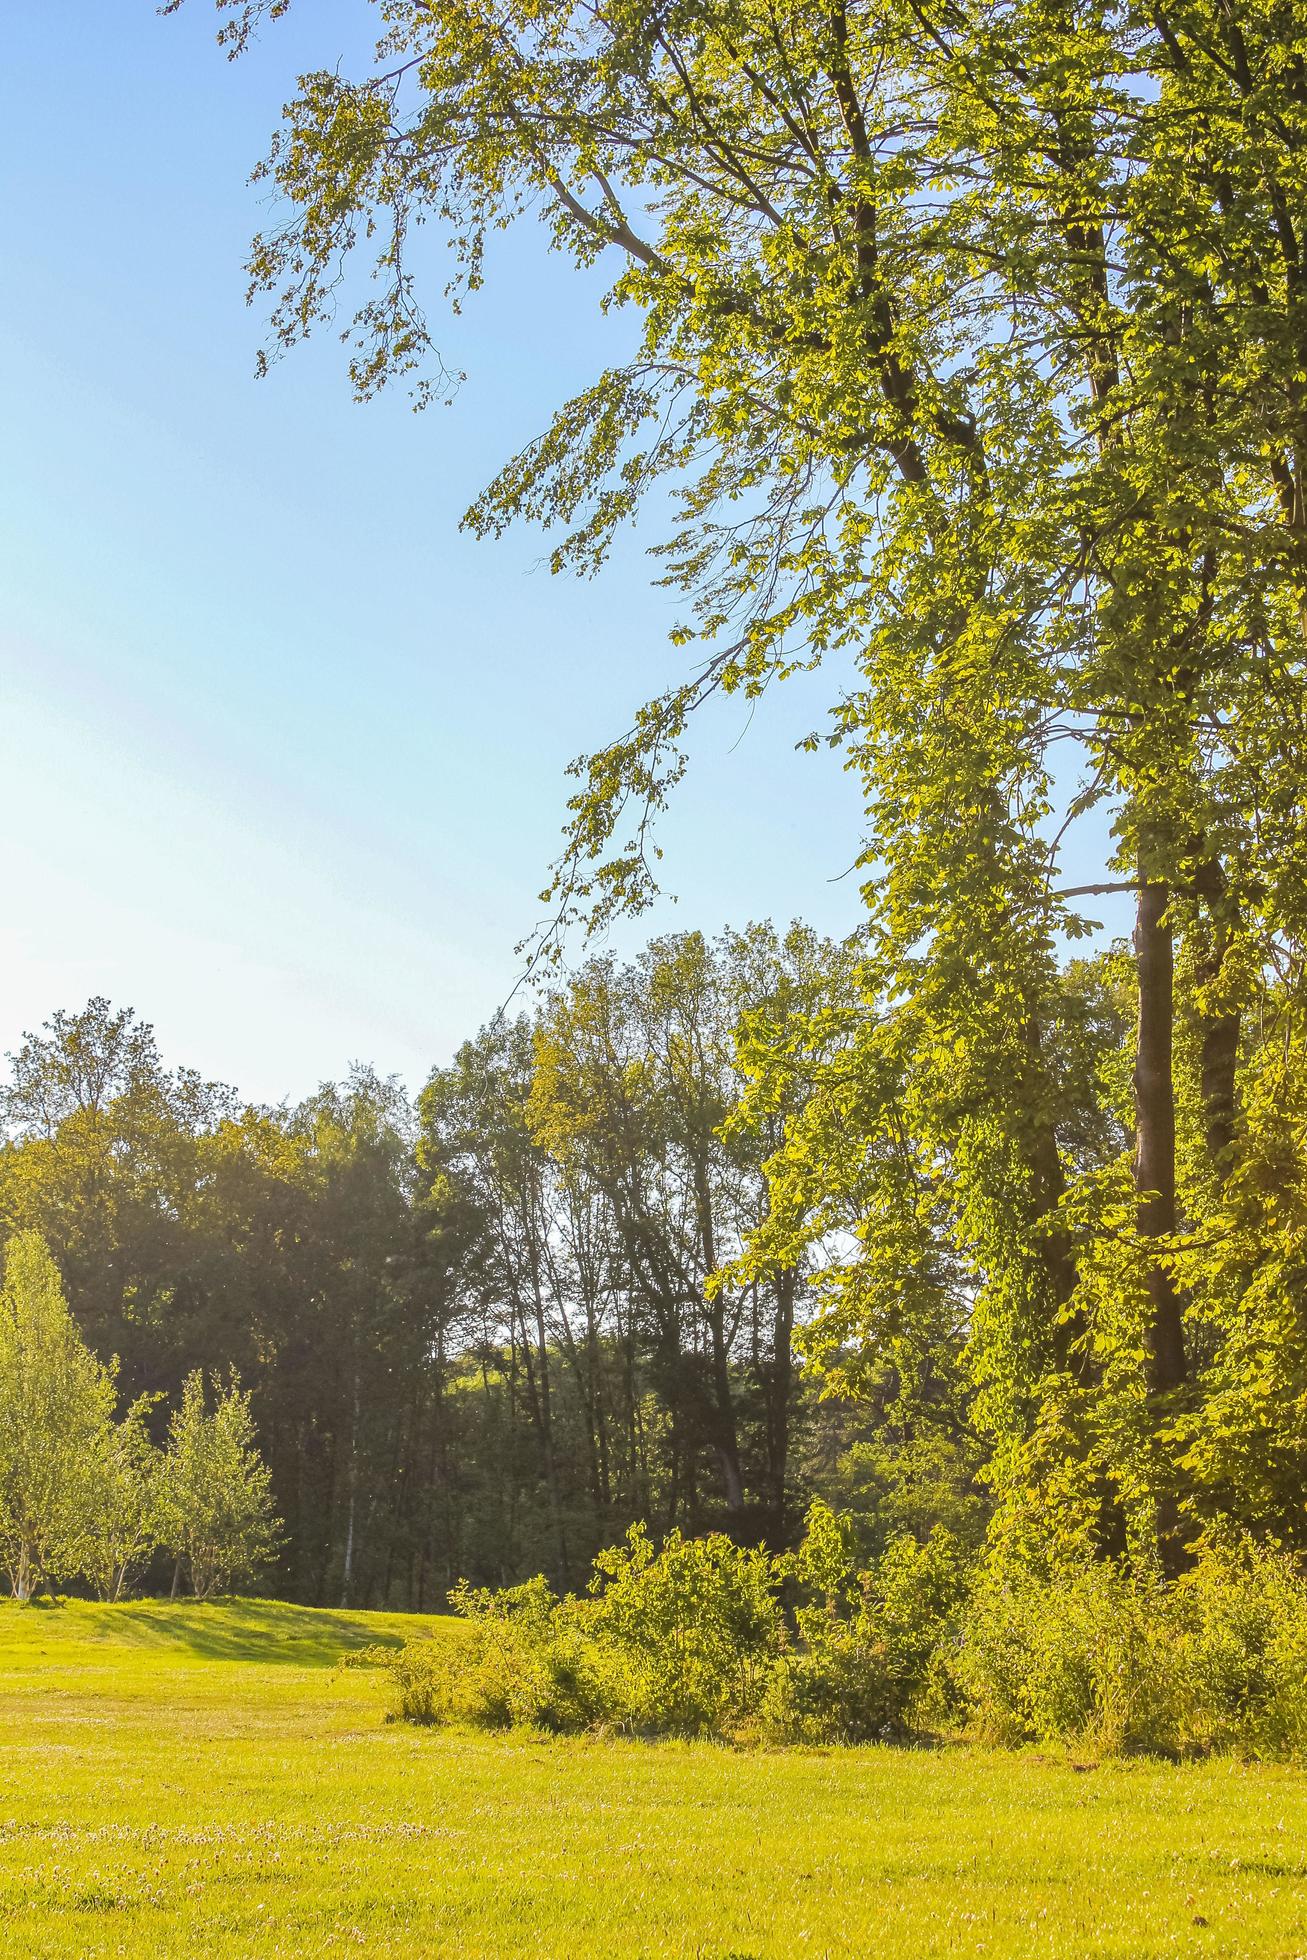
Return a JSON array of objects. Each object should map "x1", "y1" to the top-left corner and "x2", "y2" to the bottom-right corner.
[{"x1": 360, "y1": 1505, "x2": 1307, "y2": 1759}]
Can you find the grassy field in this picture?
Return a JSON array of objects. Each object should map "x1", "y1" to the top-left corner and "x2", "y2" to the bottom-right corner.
[{"x1": 2, "y1": 1599, "x2": 1306, "y2": 1956}]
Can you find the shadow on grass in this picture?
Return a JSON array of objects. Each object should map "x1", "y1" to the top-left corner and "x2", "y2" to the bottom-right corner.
[{"x1": 83, "y1": 1598, "x2": 416, "y2": 1668}]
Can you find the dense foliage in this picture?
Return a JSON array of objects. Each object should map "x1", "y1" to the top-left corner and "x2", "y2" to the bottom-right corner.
[
  {"x1": 3, "y1": 955, "x2": 965, "y2": 1604},
  {"x1": 164, "y1": 0, "x2": 1307, "y2": 1578},
  {"x1": 373, "y1": 1505, "x2": 1307, "y2": 1759},
  {"x1": 0, "y1": 1232, "x2": 277, "y2": 1600},
  {"x1": 373, "y1": 1501, "x2": 967, "y2": 1740}
]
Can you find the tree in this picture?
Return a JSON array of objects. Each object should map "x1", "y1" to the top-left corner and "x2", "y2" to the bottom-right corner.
[
  {"x1": 181, "y1": 0, "x2": 1307, "y2": 1567},
  {"x1": 279, "y1": 1068, "x2": 418, "y2": 1606},
  {"x1": 420, "y1": 1015, "x2": 598, "y2": 1586},
  {"x1": 160, "y1": 1372, "x2": 281, "y2": 1599},
  {"x1": 411, "y1": 928, "x2": 853, "y2": 1572},
  {"x1": 0, "y1": 997, "x2": 239, "y2": 1383},
  {"x1": 0, "y1": 1233, "x2": 117, "y2": 1599},
  {"x1": 529, "y1": 927, "x2": 839, "y2": 1537},
  {"x1": 81, "y1": 1399, "x2": 164, "y2": 1603}
]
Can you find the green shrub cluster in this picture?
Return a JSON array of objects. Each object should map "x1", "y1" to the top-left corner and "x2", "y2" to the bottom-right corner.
[
  {"x1": 376, "y1": 1510, "x2": 1307, "y2": 1759},
  {"x1": 382, "y1": 1503, "x2": 965, "y2": 1742},
  {"x1": 761, "y1": 1501, "x2": 968, "y2": 1742},
  {"x1": 384, "y1": 1532, "x2": 786, "y2": 1737},
  {"x1": 956, "y1": 1543, "x2": 1307, "y2": 1757}
]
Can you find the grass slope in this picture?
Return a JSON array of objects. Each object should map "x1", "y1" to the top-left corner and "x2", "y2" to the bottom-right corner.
[{"x1": 2, "y1": 1598, "x2": 1306, "y2": 1957}]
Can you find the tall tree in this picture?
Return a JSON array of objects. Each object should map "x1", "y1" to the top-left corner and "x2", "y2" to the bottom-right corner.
[
  {"x1": 0, "y1": 998, "x2": 238, "y2": 1384},
  {"x1": 81, "y1": 1399, "x2": 164, "y2": 1604},
  {"x1": 530, "y1": 927, "x2": 835, "y2": 1537},
  {"x1": 183, "y1": 0, "x2": 1307, "y2": 1564},
  {"x1": 0, "y1": 1233, "x2": 117, "y2": 1600}
]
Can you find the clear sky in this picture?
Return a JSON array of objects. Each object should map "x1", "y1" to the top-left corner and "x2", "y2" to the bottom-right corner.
[
  {"x1": 2, "y1": 4, "x2": 1124, "y2": 1108},
  {"x1": 1, "y1": 1, "x2": 876, "y2": 1105}
]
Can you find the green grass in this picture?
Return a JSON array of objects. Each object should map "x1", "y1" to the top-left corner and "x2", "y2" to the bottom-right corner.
[{"x1": 2, "y1": 1598, "x2": 1306, "y2": 1956}]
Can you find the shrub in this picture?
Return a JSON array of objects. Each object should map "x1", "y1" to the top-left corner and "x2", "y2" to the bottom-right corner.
[
  {"x1": 434, "y1": 1530, "x2": 783, "y2": 1738},
  {"x1": 449, "y1": 1576, "x2": 607, "y2": 1732},
  {"x1": 951, "y1": 1542, "x2": 1307, "y2": 1759},
  {"x1": 1174, "y1": 1542, "x2": 1307, "y2": 1758},
  {"x1": 953, "y1": 1562, "x2": 1178, "y2": 1753},
  {"x1": 586, "y1": 1525, "x2": 782, "y2": 1735},
  {"x1": 362, "y1": 1578, "x2": 606, "y2": 1732},
  {"x1": 766, "y1": 1510, "x2": 969, "y2": 1741},
  {"x1": 373, "y1": 1516, "x2": 1307, "y2": 1761},
  {"x1": 384, "y1": 1637, "x2": 459, "y2": 1726},
  {"x1": 379, "y1": 1507, "x2": 967, "y2": 1743}
]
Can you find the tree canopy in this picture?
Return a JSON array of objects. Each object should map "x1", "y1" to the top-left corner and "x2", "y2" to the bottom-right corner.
[
  {"x1": 162, "y1": 0, "x2": 1307, "y2": 1571},
  {"x1": 4, "y1": 954, "x2": 932, "y2": 1604}
]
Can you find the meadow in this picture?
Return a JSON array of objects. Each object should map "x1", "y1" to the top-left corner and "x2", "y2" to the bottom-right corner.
[{"x1": 0, "y1": 1599, "x2": 1305, "y2": 1956}]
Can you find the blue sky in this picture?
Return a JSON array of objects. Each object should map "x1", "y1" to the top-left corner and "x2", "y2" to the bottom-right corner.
[{"x1": 1, "y1": 1, "x2": 871, "y2": 1103}]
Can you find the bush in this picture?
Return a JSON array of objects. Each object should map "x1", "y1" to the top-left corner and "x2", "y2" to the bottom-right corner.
[
  {"x1": 951, "y1": 1541, "x2": 1307, "y2": 1759},
  {"x1": 953, "y1": 1562, "x2": 1178, "y2": 1753},
  {"x1": 373, "y1": 1516, "x2": 1307, "y2": 1760},
  {"x1": 765, "y1": 1508, "x2": 969, "y2": 1741},
  {"x1": 428, "y1": 1530, "x2": 782, "y2": 1738},
  {"x1": 339, "y1": 1639, "x2": 454, "y2": 1724},
  {"x1": 447, "y1": 1576, "x2": 607, "y2": 1732},
  {"x1": 1174, "y1": 1542, "x2": 1307, "y2": 1758},
  {"x1": 586, "y1": 1525, "x2": 781, "y2": 1735},
  {"x1": 378, "y1": 1507, "x2": 967, "y2": 1743}
]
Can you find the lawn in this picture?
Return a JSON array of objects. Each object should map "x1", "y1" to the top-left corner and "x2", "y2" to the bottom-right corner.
[{"x1": 1, "y1": 1598, "x2": 1305, "y2": 1957}]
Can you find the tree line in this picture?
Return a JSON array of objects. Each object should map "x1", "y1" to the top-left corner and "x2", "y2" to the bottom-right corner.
[
  {"x1": 2, "y1": 936, "x2": 954, "y2": 1606},
  {"x1": 9, "y1": 881, "x2": 1305, "y2": 1608}
]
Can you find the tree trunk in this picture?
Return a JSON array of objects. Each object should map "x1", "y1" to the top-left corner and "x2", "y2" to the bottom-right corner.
[
  {"x1": 591, "y1": 1316, "x2": 612, "y2": 1509},
  {"x1": 767, "y1": 1268, "x2": 796, "y2": 1540},
  {"x1": 1191, "y1": 851, "x2": 1241, "y2": 1181},
  {"x1": 1197, "y1": 914, "x2": 1240, "y2": 1179},
  {"x1": 340, "y1": 1365, "x2": 360, "y2": 1608},
  {"x1": 519, "y1": 1274, "x2": 569, "y2": 1588},
  {"x1": 1132, "y1": 876, "x2": 1192, "y2": 1564},
  {"x1": 1133, "y1": 878, "x2": 1186, "y2": 1393},
  {"x1": 706, "y1": 1298, "x2": 745, "y2": 1519},
  {"x1": 690, "y1": 1153, "x2": 745, "y2": 1521},
  {"x1": 1200, "y1": 1004, "x2": 1240, "y2": 1173}
]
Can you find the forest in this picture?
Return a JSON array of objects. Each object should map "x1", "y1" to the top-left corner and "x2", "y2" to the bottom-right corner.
[
  {"x1": 5, "y1": 2, "x2": 1307, "y2": 1949},
  {"x1": 2, "y1": 938, "x2": 954, "y2": 1608},
  {"x1": 8, "y1": 0, "x2": 1307, "y2": 1618}
]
